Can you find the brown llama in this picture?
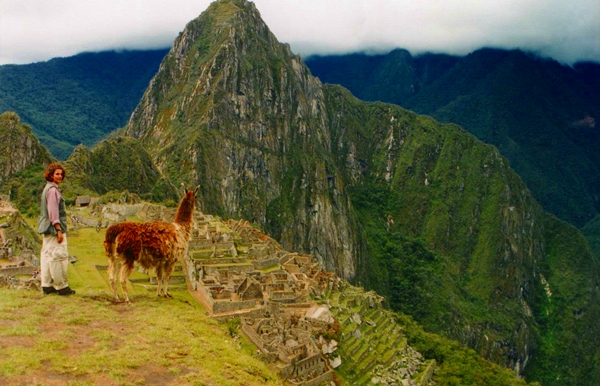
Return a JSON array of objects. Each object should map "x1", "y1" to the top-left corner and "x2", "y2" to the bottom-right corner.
[{"x1": 103, "y1": 185, "x2": 199, "y2": 302}]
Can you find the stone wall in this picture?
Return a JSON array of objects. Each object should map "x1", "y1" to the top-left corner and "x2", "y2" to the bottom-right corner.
[
  {"x1": 253, "y1": 257, "x2": 279, "y2": 270},
  {"x1": 0, "y1": 266, "x2": 35, "y2": 276},
  {"x1": 213, "y1": 299, "x2": 257, "y2": 314}
]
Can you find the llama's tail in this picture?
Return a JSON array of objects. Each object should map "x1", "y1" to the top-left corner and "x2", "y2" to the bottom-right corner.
[
  {"x1": 104, "y1": 222, "x2": 143, "y2": 262},
  {"x1": 104, "y1": 223, "x2": 129, "y2": 257}
]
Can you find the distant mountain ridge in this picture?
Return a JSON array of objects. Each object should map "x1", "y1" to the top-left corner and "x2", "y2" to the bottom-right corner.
[
  {"x1": 0, "y1": 49, "x2": 169, "y2": 159},
  {"x1": 305, "y1": 48, "x2": 600, "y2": 229},
  {"x1": 2, "y1": 33, "x2": 599, "y2": 232}
]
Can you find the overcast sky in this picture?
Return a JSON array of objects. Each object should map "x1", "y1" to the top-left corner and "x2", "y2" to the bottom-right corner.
[{"x1": 1, "y1": 0, "x2": 599, "y2": 66}]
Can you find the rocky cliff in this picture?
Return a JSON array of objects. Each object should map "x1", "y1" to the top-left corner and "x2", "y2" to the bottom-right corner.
[
  {"x1": 125, "y1": 0, "x2": 357, "y2": 278},
  {"x1": 122, "y1": 0, "x2": 599, "y2": 383},
  {"x1": 0, "y1": 111, "x2": 53, "y2": 188}
]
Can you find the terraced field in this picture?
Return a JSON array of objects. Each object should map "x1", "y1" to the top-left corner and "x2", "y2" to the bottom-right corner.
[{"x1": 327, "y1": 286, "x2": 434, "y2": 385}]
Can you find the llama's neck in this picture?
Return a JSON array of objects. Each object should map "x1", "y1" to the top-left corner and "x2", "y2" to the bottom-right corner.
[
  {"x1": 174, "y1": 194, "x2": 195, "y2": 241},
  {"x1": 174, "y1": 196, "x2": 194, "y2": 225},
  {"x1": 177, "y1": 221, "x2": 193, "y2": 240}
]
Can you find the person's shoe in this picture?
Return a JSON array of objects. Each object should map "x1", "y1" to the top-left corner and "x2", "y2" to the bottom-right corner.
[
  {"x1": 58, "y1": 287, "x2": 76, "y2": 296},
  {"x1": 42, "y1": 286, "x2": 57, "y2": 295}
]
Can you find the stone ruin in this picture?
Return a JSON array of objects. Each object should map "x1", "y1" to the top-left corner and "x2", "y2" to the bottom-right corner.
[
  {"x1": 181, "y1": 213, "x2": 434, "y2": 385},
  {"x1": 0, "y1": 199, "x2": 39, "y2": 287},
  {"x1": 0, "y1": 193, "x2": 434, "y2": 385},
  {"x1": 182, "y1": 216, "x2": 342, "y2": 385}
]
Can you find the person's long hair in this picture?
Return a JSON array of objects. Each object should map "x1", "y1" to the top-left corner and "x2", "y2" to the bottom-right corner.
[{"x1": 43, "y1": 163, "x2": 66, "y2": 182}]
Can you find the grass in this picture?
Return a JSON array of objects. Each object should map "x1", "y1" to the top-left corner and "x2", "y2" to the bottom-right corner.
[{"x1": 0, "y1": 224, "x2": 282, "y2": 386}]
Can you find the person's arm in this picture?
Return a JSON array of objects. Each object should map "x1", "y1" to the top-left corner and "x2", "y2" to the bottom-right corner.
[{"x1": 46, "y1": 187, "x2": 64, "y2": 242}]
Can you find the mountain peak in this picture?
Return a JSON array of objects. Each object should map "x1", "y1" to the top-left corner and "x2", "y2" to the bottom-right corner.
[{"x1": 125, "y1": 0, "x2": 325, "y2": 176}]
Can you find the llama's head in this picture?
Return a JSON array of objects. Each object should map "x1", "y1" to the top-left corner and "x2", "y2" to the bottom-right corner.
[{"x1": 174, "y1": 185, "x2": 200, "y2": 224}]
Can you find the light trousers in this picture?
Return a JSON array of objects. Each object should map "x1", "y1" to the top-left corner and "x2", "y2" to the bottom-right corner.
[{"x1": 40, "y1": 234, "x2": 70, "y2": 290}]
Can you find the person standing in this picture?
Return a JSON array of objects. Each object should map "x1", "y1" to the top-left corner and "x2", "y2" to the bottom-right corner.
[{"x1": 37, "y1": 163, "x2": 75, "y2": 296}]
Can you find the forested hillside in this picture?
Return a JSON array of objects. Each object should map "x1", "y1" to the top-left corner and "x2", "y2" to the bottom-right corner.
[
  {"x1": 0, "y1": 49, "x2": 168, "y2": 159},
  {"x1": 306, "y1": 49, "x2": 600, "y2": 229}
]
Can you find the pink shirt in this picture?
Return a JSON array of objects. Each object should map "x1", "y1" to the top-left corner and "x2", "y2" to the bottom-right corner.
[{"x1": 46, "y1": 183, "x2": 62, "y2": 226}]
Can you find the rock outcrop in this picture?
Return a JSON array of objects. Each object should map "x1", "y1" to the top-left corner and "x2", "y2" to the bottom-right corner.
[
  {"x1": 0, "y1": 112, "x2": 53, "y2": 187},
  {"x1": 125, "y1": 0, "x2": 357, "y2": 278}
]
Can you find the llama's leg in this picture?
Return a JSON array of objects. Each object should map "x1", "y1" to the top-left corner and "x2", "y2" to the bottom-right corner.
[
  {"x1": 156, "y1": 264, "x2": 164, "y2": 297},
  {"x1": 107, "y1": 257, "x2": 120, "y2": 302},
  {"x1": 162, "y1": 262, "x2": 176, "y2": 299},
  {"x1": 118, "y1": 262, "x2": 135, "y2": 303}
]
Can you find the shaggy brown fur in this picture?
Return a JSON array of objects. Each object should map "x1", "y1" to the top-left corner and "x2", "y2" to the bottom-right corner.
[{"x1": 103, "y1": 187, "x2": 199, "y2": 302}]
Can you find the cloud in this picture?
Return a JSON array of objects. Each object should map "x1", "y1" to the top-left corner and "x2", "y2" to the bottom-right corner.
[
  {"x1": 0, "y1": 0, "x2": 210, "y2": 64},
  {"x1": 1, "y1": 0, "x2": 599, "y2": 66},
  {"x1": 257, "y1": 0, "x2": 600, "y2": 64}
]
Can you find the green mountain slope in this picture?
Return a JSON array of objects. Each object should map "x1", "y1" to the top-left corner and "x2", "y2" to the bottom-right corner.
[
  {"x1": 582, "y1": 214, "x2": 600, "y2": 260},
  {"x1": 0, "y1": 112, "x2": 53, "y2": 179},
  {"x1": 306, "y1": 49, "x2": 600, "y2": 229},
  {"x1": 1, "y1": 115, "x2": 178, "y2": 217},
  {"x1": 0, "y1": 111, "x2": 54, "y2": 216},
  {"x1": 0, "y1": 49, "x2": 168, "y2": 159},
  {"x1": 119, "y1": 1, "x2": 600, "y2": 384}
]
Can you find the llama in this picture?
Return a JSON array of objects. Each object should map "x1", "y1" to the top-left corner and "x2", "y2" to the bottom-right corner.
[{"x1": 103, "y1": 185, "x2": 199, "y2": 302}]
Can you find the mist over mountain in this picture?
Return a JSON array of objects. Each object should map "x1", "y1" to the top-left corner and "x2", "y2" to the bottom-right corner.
[
  {"x1": 305, "y1": 49, "x2": 600, "y2": 229},
  {"x1": 1, "y1": 1, "x2": 599, "y2": 384},
  {"x1": 0, "y1": 49, "x2": 168, "y2": 160}
]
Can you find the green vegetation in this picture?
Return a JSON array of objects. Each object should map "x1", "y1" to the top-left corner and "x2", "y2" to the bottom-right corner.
[
  {"x1": 0, "y1": 111, "x2": 53, "y2": 197},
  {"x1": 582, "y1": 214, "x2": 600, "y2": 260},
  {"x1": 0, "y1": 49, "x2": 168, "y2": 159},
  {"x1": 327, "y1": 283, "x2": 532, "y2": 385},
  {"x1": 321, "y1": 84, "x2": 600, "y2": 385},
  {"x1": 397, "y1": 313, "x2": 533, "y2": 386},
  {"x1": 1, "y1": 122, "x2": 179, "y2": 217},
  {"x1": 85, "y1": 137, "x2": 159, "y2": 195},
  {"x1": 0, "y1": 291, "x2": 281, "y2": 386},
  {"x1": 306, "y1": 49, "x2": 600, "y2": 229},
  {"x1": 2, "y1": 1, "x2": 599, "y2": 384},
  {"x1": 524, "y1": 214, "x2": 600, "y2": 385}
]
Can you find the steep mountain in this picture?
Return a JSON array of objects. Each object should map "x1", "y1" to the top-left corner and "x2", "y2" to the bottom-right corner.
[
  {"x1": 65, "y1": 136, "x2": 172, "y2": 198},
  {"x1": 1, "y1": 113, "x2": 178, "y2": 217},
  {"x1": 306, "y1": 49, "x2": 600, "y2": 229},
  {"x1": 121, "y1": 0, "x2": 599, "y2": 384},
  {"x1": 0, "y1": 111, "x2": 53, "y2": 188},
  {"x1": 0, "y1": 49, "x2": 168, "y2": 159},
  {"x1": 125, "y1": 0, "x2": 358, "y2": 278}
]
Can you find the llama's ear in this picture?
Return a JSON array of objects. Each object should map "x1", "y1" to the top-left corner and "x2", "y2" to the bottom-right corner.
[
  {"x1": 193, "y1": 185, "x2": 201, "y2": 195},
  {"x1": 180, "y1": 182, "x2": 187, "y2": 195}
]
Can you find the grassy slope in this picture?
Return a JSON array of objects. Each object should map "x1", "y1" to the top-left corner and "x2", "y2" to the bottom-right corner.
[{"x1": 0, "y1": 226, "x2": 281, "y2": 386}]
